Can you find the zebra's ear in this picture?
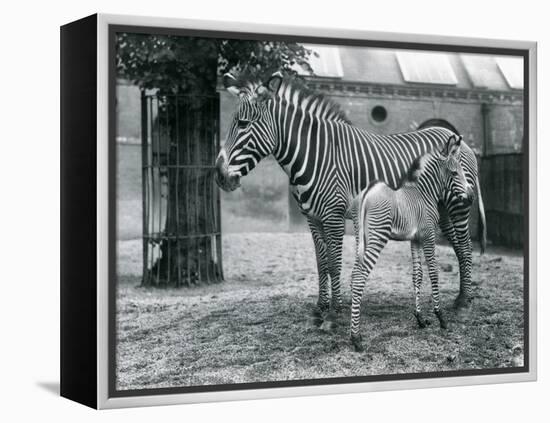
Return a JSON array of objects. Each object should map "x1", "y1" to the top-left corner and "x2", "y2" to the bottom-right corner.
[
  {"x1": 266, "y1": 71, "x2": 283, "y2": 93},
  {"x1": 442, "y1": 134, "x2": 462, "y2": 158},
  {"x1": 223, "y1": 73, "x2": 241, "y2": 97}
]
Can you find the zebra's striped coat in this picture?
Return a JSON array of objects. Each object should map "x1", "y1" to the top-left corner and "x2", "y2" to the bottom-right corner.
[{"x1": 216, "y1": 73, "x2": 486, "y2": 316}]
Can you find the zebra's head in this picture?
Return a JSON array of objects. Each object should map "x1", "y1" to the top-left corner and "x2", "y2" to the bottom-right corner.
[
  {"x1": 437, "y1": 134, "x2": 474, "y2": 205},
  {"x1": 215, "y1": 72, "x2": 282, "y2": 192}
]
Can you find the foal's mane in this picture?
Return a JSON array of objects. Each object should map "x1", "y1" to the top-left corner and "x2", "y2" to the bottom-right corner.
[{"x1": 398, "y1": 152, "x2": 436, "y2": 188}]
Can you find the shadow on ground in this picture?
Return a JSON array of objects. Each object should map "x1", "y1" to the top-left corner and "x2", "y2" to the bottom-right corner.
[{"x1": 36, "y1": 381, "x2": 60, "y2": 396}]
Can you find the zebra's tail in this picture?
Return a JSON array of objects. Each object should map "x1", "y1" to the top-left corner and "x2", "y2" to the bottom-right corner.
[
  {"x1": 476, "y1": 180, "x2": 487, "y2": 255},
  {"x1": 352, "y1": 192, "x2": 368, "y2": 264}
]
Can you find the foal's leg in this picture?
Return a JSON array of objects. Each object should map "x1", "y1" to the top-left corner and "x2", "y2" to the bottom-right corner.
[
  {"x1": 411, "y1": 241, "x2": 429, "y2": 328},
  {"x1": 350, "y1": 231, "x2": 389, "y2": 352},
  {"x1": 422, "y1": 236, "x2": 447, "y2": 329}
]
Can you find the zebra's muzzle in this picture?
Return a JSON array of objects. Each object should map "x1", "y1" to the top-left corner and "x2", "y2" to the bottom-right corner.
[
  {"x1": 458, "y1": 187, "x2": 475, "y2": 206},
  {"x1": 215, "y1": 153, "x2": 241, "y2": 192}
]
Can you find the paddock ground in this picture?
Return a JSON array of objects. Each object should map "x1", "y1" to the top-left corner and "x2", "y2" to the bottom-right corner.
[{"x1": 115, "y1": 233, "x2": 524, "y2": 391}]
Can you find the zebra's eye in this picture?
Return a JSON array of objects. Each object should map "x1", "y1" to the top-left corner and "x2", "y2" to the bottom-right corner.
[{"x1": 237, "y1": 119, "x2": 250, "y2": 129}]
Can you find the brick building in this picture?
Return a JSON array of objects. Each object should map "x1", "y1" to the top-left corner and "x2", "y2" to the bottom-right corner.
[{"x1": 223, "y1": 45, "x2": 525, "y2": 242}]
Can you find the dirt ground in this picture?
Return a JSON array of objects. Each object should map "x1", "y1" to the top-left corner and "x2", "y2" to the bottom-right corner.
[{"x1": 116, "y1": 233, "x2": 524, "y2": 391}]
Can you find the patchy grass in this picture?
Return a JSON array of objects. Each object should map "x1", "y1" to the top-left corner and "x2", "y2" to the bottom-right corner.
[{"x1": 116, "y1": 233, "x2": 524, "y2": 391}]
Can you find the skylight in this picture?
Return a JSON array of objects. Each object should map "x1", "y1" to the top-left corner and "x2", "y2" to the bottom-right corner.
[
  {"x1": 496, "y1": 57, "x2": 524, "y2": 90},
  {"x1": 396, "y1": 51, "x2": 457, "y2": 85}
]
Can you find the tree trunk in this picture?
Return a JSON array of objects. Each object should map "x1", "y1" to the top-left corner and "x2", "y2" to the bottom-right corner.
[{"x1": 142, "y1": 95, "x2": 223, "y2": 287}]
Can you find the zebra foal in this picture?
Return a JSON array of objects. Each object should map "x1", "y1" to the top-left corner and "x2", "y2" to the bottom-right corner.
[{"x1": 349, "y1": 134, "x2": 473, "y2": 352}]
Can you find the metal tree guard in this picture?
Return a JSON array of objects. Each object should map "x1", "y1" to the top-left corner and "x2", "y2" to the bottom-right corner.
[{"x1": 141, "y1": 92, "x2": 223, "y2": 287}]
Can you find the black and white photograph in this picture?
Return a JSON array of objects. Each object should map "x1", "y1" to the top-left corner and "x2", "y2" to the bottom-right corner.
[
  {"x1": 4, "y1": 0, "x2": 550, "y2": 417},
  {"x1": 112, "y1": 26, "x2": 529, "y2": 394}
]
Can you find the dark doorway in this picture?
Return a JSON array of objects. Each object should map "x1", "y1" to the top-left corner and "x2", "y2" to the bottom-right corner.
[{"x1": 418, "y1": 119, "x2": 459, "y2": 134}]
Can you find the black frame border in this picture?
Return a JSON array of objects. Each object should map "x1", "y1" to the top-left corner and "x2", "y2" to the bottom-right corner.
[
  {"x1": 60, "y1": 14, "x2": 98, "y2": 409},
  {"x1": 107, "y1": 23, "x2": 531, "y2": 399}
]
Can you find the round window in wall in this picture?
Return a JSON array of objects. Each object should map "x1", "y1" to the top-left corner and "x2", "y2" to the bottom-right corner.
[{"x1": 371, "y1": 105, "x2": 388, "y2": 123}]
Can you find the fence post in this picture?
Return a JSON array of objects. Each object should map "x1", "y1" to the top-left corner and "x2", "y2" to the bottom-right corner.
[
  {"x1": 481, "y1": 103, "x2": 490, "y2": 157},
  {"x1": 140, "y1": 90, "x2": 149, "y2": 286}
]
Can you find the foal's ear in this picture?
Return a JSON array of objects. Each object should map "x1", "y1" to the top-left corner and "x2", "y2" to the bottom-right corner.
[
  {"x1": 223, "y1": 73, "x2": 241, "y2": 97},
  {"x1": 442, "y1": 134, "x2": 463, "y2": 158}
]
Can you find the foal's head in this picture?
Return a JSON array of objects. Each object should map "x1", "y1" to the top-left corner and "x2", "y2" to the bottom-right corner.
[
  {"x1": 434, "y1": 134, "x2": 474, "y2": 205},
  {"x1": 407, "y1": 134, "x2": 473, "y2": 205}
]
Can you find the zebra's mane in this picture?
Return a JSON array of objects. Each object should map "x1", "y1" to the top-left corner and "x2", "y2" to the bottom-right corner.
[
  {"x1": 236, "y1": 75, "x2": 351, "y2": 124},
  {"x1": 274, "y1": 79, "x2": 351, "y2": 124}
]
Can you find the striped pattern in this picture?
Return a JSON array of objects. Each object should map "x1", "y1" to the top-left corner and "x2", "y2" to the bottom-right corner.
[
  {"x1": 349, "y1": 135, "x2": 472, "y2": 351},
  {"x1": 217, "y1": 75, "x2": 486, "y2": 315}
]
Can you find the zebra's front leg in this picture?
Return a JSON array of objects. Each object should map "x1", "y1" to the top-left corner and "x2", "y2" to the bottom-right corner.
[
  {"x1": 439, "y1": 199, "x2": 473, "y2": 309},
  {"x1": 450, "y1": 208, "x2": 474, "y2": 309},
  {"x1": 307, "y1": 217, "x2": 330, "y2": 314},
  {"x1": 453, "y1": 223, "x2": 473, "y2": 310},
  {"x1": 411, "y1": 242, "x2": 430, "y2": 328},
  {"x1": 422, "y1": 236, "x2": 447, "y2": 329},
  {"x1": 324, "y1": 216, "x2": 346, "y2": 313}
]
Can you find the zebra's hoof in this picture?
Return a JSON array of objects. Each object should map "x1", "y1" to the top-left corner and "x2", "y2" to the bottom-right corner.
[
  {"x1": 312, "y1": 316, "x2": 324, "y2": 327},
  {"x1": 351, "y1": 335, "x2": 364, "y2": 352},
  {"x1": 312, "y1": 304, "x2": 329, "y2": 318},
  {"x1": 311, "y1": 308, "x2": 322, "y2": 318},
  {"x1": 332, "y1": 305, "x2": 343, "y2": 315},
  {"x1": 415, "y1": 312, "x2": 430, "y2": 329},
  {"x1": 435, "y1": 310, "x2": 448, "y2": 330},
  {"x1": 453, "y1": 294, "x2": 472, "y2": 310},
  {"x1": 315, "y1": 302, "x2": 330, "y2": 315},
  {"x1": 331, "y1": 300, "x2": 344, "y2": 314}
]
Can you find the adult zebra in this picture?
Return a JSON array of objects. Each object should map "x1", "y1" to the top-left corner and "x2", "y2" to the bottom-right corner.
[{"x1": 215, "y1": 72, "x2": 486, "y2": 315}]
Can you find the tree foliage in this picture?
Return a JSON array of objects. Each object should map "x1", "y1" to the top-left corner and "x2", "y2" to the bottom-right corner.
[
  {"x1": 116, "y1": 33, "x2": 315, "y2": 95},
  {"x1": 116, "y1": 33, "x2": 316, "y2": 287}
]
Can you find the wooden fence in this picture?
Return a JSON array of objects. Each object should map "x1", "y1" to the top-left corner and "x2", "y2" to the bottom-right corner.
[{"x1": 480, "y1": 153, "x2": 524, "y2": 248}]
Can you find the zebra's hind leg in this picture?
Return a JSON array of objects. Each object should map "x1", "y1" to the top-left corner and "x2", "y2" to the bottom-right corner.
[
  {"x1": 411, "y1": 242, "x2": 430, "y2": 328},
  {"x1": 350, "y1": 258, "x2": 369, "y2": 352}
]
